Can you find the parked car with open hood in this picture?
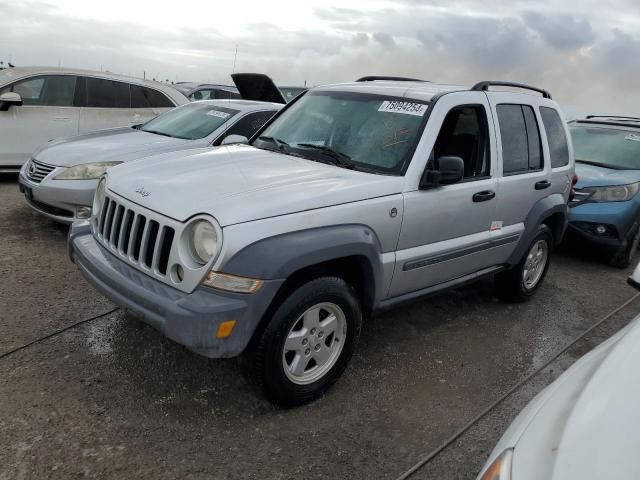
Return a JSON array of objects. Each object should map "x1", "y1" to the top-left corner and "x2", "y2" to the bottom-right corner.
[
  {"x1": 567, "y1": 116, "x2": 640, "y2": 267},
  {"x1": 477, "y1": 261, "x2": 640, "y2": 480},
  {"x1": 0, "y1": 67, "x2": 188, "y2": 171},
  {"x1": 19, "y1": 73, "x2": 284, "y2": 223},
  {"x1": 69, "y1": 77, "x2": 573, "y2": 406}
]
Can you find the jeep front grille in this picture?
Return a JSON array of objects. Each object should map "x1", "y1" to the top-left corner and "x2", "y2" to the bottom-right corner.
[
  {"x1": 25, "y1": 158, "x2": 56, "y2": 183},
  {"x1": 95, "y1": 195, "x2": 175, "y2": 277}
]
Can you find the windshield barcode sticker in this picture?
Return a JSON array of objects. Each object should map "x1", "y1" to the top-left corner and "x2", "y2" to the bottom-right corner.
[
  {"x1": 207, "y1": 110, "x2": 231, "y2": 119},
  {"x1": 625, "y1": 133, "x2": 640, "y2": 142},
  {"x1": 378, "y1": 101, "x2": 427, "y2": 116}
]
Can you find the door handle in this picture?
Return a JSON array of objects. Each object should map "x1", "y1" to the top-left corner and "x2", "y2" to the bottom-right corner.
[
  {"x1": 535, "y1": 180, "x2": 551, "y2": 190},
  {"x1": 472, "y1": 190, "x2": 496, "y2": 202}
]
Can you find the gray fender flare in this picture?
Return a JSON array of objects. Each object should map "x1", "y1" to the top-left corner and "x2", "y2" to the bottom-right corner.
[
  {"x1": 507, "y1": 193, "x2": 568, "y2": 265},
  {"x1": 222, "y1": 224, "x2": 385, "y2": 308}
]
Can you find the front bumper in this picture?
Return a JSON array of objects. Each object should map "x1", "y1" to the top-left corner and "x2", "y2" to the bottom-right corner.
[
  {"x1": 567, "y1": 199, "x2": 639, "y2": 252},
  {"x1": 19, "y1": 169, "x2": 98, "y2": 224},
  {"x1": 69, "y1": 222, "x2": 283, "y2": 358}
]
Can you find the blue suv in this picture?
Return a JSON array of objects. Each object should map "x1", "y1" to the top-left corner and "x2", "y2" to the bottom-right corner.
[{"x1": 568, "y1": 116, "x2": 640, "y2": 267}]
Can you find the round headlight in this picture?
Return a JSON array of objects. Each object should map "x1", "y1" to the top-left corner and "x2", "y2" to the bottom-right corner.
[
  {"x1": 92, "y1": 177, "x2": 106, "y2": 218},
  {"x1": 189, "y1": 220, "x2": 218, "y2": 264}
]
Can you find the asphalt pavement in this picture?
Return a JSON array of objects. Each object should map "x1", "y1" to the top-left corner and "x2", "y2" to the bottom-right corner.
[{"x1": 1, "y1": 175, "x2": 638, "y2": 479}]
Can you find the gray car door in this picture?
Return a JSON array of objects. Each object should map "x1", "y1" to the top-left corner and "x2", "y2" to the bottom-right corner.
[{"x1": 390, "y1": 91, "x2": 510, "y2": 297}]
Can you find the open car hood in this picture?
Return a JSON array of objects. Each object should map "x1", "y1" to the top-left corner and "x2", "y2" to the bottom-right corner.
[{"x1": 231, "y1": 73, "x2": 287, "y2": 104}]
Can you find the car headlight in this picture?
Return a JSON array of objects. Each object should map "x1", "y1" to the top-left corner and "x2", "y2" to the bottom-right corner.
[
  {"x1": 187, "y1": 219, "x2": 219, "y2": 265},
  {"x1": 54, "y1": 161, "x2": 122, "y2": 180},
  {"x1": 92, "y1": 177, "x2": 107, "y2": 219},
  {"x1": 587, "y1": 182, "x2": 640, "y2": 202},
  {"x1": 478, "y1": 449, "x2": 513, "y2": 480}
]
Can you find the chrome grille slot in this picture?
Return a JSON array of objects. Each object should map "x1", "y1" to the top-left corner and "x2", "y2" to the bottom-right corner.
[
  {"x1": 25, "y1": 158, "x2": 56, "y2": 183},
  {"x1": 157, "y1": 228, "x2": 174, "y2": 275},
  {"x1": 91, "y1": 192, "x2": 184, "y2": 289},
  {"x1": 144, "y1": 221, "x2": 160, "y2": 268},
  {"x1": 132, "y1": 216, "x2": 146, "y2": 261}
]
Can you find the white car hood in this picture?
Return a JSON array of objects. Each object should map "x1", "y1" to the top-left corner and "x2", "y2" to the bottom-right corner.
[
  {"x1": 106, "y1": 144, "x2": 404, "y2": 226},
  {"x1": 491, "y1": 316, "x2": 640, "y2": 480},
  {"x1": 33, "y1": 127, "x2": 194, "y2": 167}
]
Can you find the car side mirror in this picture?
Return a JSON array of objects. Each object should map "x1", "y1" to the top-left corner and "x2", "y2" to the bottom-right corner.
[
  {"x1": 220, "y1": 134, "x2": 249, "y2": 146},
  {"x1": 0, "y1": 92, "x2": 22, "y2": 111},
  {"x1": 628, "y1": 261, "x2": 640, "y2": 291},
  {"x1": 420, "y1": 156, "x2": 465, "y2": 188}
]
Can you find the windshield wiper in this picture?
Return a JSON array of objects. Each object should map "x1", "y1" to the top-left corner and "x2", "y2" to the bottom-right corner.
[
  {"x1": 141, "y1": 129, "x2": 174, "y2": 138},
  {"x1": 575, "y1": 159, "x2": 625, "y2": 170},
  {"x1": 257, "y1": 135, "x2": 290, "y2": 152},
  {"x1": 294, "y1": 143, "x2": 356, "y2": 169}
]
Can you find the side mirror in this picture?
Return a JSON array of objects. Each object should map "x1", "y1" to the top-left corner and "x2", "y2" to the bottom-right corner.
[
  {"x1": 420, "y1": 156, "x2": 465, "y2": 188},
  {"x1": 628, "y1": 262, "x2": 640, "y2": 291},
  {"x1": 0, "y1": 92, "x2": 23, "y2": 111},
  {"x1": 220, "y1": 134, "x2": 248, "y2": 146}
]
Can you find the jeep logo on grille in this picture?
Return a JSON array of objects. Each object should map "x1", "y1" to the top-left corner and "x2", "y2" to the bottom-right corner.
[{"x1": 135, "y1": 186, "x2": 150, "y2": 197}]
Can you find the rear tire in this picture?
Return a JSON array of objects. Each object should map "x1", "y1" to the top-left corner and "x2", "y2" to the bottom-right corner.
[
  {"x1": 242, "y1": 277, "x2": 362, "y2": 408},
  {"x1": 495, "y1": 224, "x2": 553, "y2": 303}
]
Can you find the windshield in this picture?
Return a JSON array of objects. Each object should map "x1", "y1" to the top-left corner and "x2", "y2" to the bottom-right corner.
[
  {"x1": 571, "y1": 125, "x2": 640, "y2": 170},
  {"x1": 252, "y1": 90, "x2": 429, "y2": 174},
  {"x1": 140, "y1": 103, "x2": 239, "y2": 140}
]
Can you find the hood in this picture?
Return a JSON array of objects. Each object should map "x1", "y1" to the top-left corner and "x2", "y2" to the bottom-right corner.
[
  {"x1": 503, "y1": 315, "x2": 640, "y2": 480},
  {"x1": 106, "y1": 144, "x2": 404, "y2": 226},
  {"x1": 33, "y1": 127, "x2": 194, "y2": 167},
  {"x1": 575, "y1": 163, "x2": 640, "y2": 189},
  {"x1": 231, "y1": 73, "x2": 287, "y2": 104}
]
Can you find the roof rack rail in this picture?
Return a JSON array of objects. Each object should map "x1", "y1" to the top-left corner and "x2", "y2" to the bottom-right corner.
[
  {"x1": 585, "y1": 115, "x2": 640, "y2": 122},
  {"x1": 356, "y1": 76, "x2": 428, "y2": 83},
  {"x1": 471, "y1": 81, "x2": 552, "y2": 99}
]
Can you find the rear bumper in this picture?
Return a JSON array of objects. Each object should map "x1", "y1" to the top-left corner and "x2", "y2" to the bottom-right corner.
[{"x1": 68, "y1": 222, "x2": 283, "y2": 358}]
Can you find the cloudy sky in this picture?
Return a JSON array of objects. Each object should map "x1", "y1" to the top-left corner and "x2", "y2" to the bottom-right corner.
[{"x1": 2, "y1": 0, "x2": 640, "y2": 115}]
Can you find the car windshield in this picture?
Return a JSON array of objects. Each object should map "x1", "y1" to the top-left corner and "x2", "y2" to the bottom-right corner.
[
  {"x1": 252, "y1": 90, "x2": 429, "y2": 175},
  {"x1": 140, "y1": 103, "x2": 240, "y2": 140},
  {"x1": 571, "y1": 125, "x2": 640, "y2": 170}
]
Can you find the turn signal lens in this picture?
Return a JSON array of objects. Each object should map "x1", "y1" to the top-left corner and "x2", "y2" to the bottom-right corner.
[
  {"x1": 478, "y1": 449, "x2": 513, "y2": 480},
  {"x1": 202, "y1": 271, "x2": 264, "y2": 294},
  {"x1": 216, "y1": 320, "x2": 237, "y2": 339}
]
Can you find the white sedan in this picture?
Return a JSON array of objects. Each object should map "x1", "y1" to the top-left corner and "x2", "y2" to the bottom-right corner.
[{"x1": 478, "y1": 264, "x2": 640, "y2": 480}]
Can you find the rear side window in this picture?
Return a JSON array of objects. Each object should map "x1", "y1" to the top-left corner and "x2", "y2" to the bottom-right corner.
[
  {"x1": 497, "y1": 104, "x2": 543, "y2": 174},
  {"x1": 83, "y1": 77, "x2": 130, "y2": 108},
  {"x1": 131, "y1": 85, "x2": 174, "y2": 108},
  {"x1": 540, "y1": 107, "x2": 570, "y2": 167},
  {"x1": 215, "y1": 110, "x2": 277, "y2": 145}
]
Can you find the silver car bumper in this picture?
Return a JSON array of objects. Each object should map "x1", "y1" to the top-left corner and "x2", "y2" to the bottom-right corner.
[{"x1": 19, "y1": 167, "x2": 98, "y2": 224}]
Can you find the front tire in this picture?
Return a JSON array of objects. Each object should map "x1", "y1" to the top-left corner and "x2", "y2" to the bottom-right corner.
[
  {"x1": 242, "y1": 277, "x2": 362, "y2": 408},
  {"x1": 495, "y1": 224, "x2": 553, "y2": 303}
]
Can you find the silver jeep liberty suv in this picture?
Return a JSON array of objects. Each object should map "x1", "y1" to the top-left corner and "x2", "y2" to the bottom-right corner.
[{"x1": 69, "y1": 77, "x2": 574, "y2": 407}]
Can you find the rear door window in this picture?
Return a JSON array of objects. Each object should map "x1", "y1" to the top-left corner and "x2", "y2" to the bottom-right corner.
[
  {"x1": 497, "y1": 104, "x2": 544, "y2": 174},
  {"x1": 540, "y1": 107, "x2": 570, "y2": 167},
  {"x1": 83, "y1": 77, "x2": 130, "y2": 108}
]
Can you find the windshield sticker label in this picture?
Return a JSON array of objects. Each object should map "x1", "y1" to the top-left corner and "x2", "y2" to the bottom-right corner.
[
  {"x1": 207, "y1": 110, "x2": 231, "y2": 119},
  {"x1": 625, "y1": 134, "x2": 640, "y2": 142},
  {"x1": 378, "y1": 101, "x2": 427, "y2": 116}
]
